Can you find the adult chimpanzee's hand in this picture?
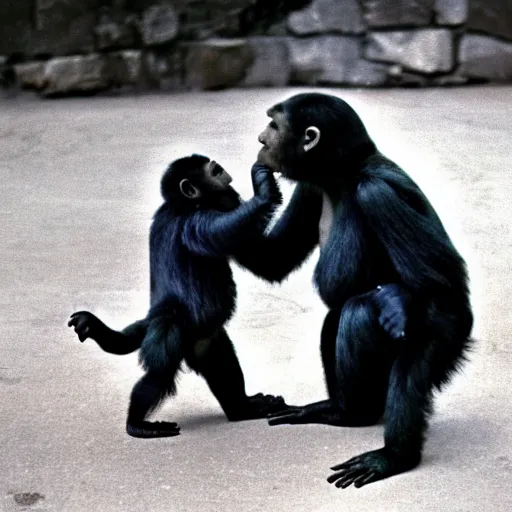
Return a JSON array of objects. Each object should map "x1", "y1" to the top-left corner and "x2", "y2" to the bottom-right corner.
[
  {"x1": 373, "y1": 284, "x2": 412, "y2": 340},
  {"x1": 251, "y1": 162, "x2": 282, "y2": 205}
]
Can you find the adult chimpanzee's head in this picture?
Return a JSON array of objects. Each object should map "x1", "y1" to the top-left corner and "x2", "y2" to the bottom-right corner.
[
  {"x1": 161, "y1": 154, "x2": 241, "y2": 212},
  {"x1": 257, "y1": 93, "x2": 376, "y2": 184}
]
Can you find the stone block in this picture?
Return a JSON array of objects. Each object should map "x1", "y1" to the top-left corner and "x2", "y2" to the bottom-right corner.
[
  {"x1": 287, "y1": 36, "x2": 388, "y2": 86},
  {"x1": 139, "y1": 1, "x2": 179, "y2": 46},
  {"x1": 366, "y1": 29, "x2": 453, "y2": 74},
  {"x1": 362, "y1": 0, "x2": 435, "y2": 27},
  {"x1": 241, "y1": 37, "x2": 290, "y2": 87},
  {"x1": 106, "y1": 51, "x2": 142, "y2": 87},
  {"x1": 0, "y1": 56, "x2": 9, "y2": 88},
  {"x1": 459, "y1": 35, "x2": 512, "y2": 81},
  {"x1": 287, "y1": 0, "x2": 366, "y2": 36},
  {"x1": 184, "y1": 39, "x2": 253, "y2": 90},
  {"x1": 434, "y1": 0, "x2": 468, "y2": 25},
  {"x1": 0, "y1": 1, "x2": 32, "y2": 55},
  {"x1": 143, "y1": 49, "x2": 183, "y2": 90},
  {"x1": 267, "y1": 21, "x2": 288, "y2": 37},
  {"x1": 32, "y1": 0, "x2": 97, "y2": 56},
  {"x1": 387, "y1": 65, "x2": 430, "y2": 86},
  {"x1": 95, "y1": 8, "x2": 136, "y2": 51},
  {"x1": 432, "y1": 73, "x2": 469, "y2": 86},
  {"x1": 467, "y1": 0, "x2": 512, "y2": 41},
  {"x1": 14, "y1": 62, "x2": 46, "y2": 90},
  {"x1": 349, "y1": 58, "x2": 390, "y2": 86},
  {"x1": 41, "y1": 55, "x2": 109, "y2": 96}
]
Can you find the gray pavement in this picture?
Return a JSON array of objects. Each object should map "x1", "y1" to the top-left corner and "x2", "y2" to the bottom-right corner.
[{"x1": 0, "y1": 87, "x2": 511, "y2": 512}]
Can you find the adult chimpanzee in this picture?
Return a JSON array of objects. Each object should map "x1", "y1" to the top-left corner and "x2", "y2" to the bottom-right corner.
[
  {"x1": 234, "y1": 93, "x2": 474, "y2": 488},
  {"x1": 68, "y1": 154, "x2": 289, "y2": 438}
]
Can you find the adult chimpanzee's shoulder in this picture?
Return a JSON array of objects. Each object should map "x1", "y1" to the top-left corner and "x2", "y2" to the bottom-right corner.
[
  {"x1": 360, "y1": 153, "x2": 405, "y2": 182},
  {"x1": 358, "y1": 154, "x2": 430, "y2": 215}
]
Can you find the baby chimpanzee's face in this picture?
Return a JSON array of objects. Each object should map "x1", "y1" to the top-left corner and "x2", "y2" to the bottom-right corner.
[
  {"x1": 203, "y1": 160, "x2": 232, "y2": 190},
  {"x1": 199, "y1": 159, "x2": 241, "y2": 212}
]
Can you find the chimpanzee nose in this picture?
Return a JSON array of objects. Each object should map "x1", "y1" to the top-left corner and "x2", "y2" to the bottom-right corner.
[
  {"x1": 258, "y1": 132, "x2": 265, "y2": 144},
  {"x1": 222, "y1": 171, "x2": 233, "y2": 185}
]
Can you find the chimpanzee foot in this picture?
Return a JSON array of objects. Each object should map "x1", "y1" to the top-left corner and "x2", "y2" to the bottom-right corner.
[
  {"x1": 327, "y1": 447, "x2": 420, "y2": 489},
  {"x1": 267, "y1": 405, "x2": 310, "y2": 425},
  {"x1": 228, "y1": 393, "x2": 291, "y2": 421},
  {"x1": 126, "y1": 421, "x2": 181, "y2": 438}
]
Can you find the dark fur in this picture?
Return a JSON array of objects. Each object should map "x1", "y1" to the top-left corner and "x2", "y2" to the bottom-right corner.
[
  {"x1": 69, "y1": 155, "x2": 288, "y2": 437},
  {"x1": 235, "y1": 93, "x2": 474, "y2": 487}
]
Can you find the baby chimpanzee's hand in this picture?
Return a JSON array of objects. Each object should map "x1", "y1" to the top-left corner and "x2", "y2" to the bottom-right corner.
[{"x1": 251, "y1": 162, "x2": 282, "y2": 205}]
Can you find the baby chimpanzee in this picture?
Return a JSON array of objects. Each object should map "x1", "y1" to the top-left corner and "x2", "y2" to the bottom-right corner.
[{"x1": 69, "y1": 154, "x2": 289, "y2": 438}]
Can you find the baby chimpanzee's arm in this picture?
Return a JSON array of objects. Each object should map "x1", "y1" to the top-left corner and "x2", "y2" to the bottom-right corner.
[{"x1": 182, "y1": 164, "x2": 281, "y2": 257}]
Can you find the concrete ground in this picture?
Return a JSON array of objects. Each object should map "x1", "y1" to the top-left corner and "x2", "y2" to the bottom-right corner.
[{"x1": 0, "y1": 86, "x2": 511, "y2": 512}]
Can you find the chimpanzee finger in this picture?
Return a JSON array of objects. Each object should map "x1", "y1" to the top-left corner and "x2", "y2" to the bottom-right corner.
[
  {"x1": 330, "y1": 456, "x2": 361, "y2": 471},
  {"x1": 268, "y1": 413, "x2": 295, "y2": 425},
  {"x1": 378, "y1": 313, "x2": 391, "y2": 326},
  {"x1": 74, "y1": 324, "x2": 90, "y2": 342},
  {"x1": 73, "y1": 317, "x2": 87, "y2": 331},
  {"x1": 387, "y1": 320, "x2": 405, "y2": 340},
  {"x1": 70, "y1": 311, "x2": 88, "y2": 318},
  {"x1": 353, "y1": 470, "x2": 379, "y2": 488},
  {"x1": 266, "y1": 394, "x2": 285, "y2": 404},
  {"x1": 329, "y1": 468, "x2": 364, "y2": 488}
]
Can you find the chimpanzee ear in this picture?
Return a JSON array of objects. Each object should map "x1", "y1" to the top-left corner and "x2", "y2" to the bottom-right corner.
[
  {"x1": 303, "y1": 126, "x2": 321, "y2": 152},
  {"x1": 179, "y1": 178, "x2": 202, "y2": 199}
]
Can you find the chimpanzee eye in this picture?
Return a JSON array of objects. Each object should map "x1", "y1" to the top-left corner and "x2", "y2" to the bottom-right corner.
[
  {"x1": 211, "y1": 165, "x2": 223, "y2": 176},
  {"x1": 269, "y1": 121, "x2": 278, "y2": 130}
]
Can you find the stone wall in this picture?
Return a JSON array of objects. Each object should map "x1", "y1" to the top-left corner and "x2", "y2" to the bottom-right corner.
[{"x1": 1, "y1": 0, "x2": 512, "y2": 96}]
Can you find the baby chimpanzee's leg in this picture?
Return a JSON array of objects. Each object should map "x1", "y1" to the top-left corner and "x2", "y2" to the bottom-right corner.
[
  {"x1": 126, "y1": 371, "x2": 181, "y2": 438},
  {"x1": 185, "y1": 328, "x2": 290, "y2": 420},
  {"x1": 126, "y1": 315, "x2": 183, "y2": 438}
]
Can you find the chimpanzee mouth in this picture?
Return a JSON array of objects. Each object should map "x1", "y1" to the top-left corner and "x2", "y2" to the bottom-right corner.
[{"x1": 216, "y1": 188, "x2": 242, "y2": 212}]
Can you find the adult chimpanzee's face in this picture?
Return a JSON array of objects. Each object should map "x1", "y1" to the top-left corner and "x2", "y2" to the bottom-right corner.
[
  {"x1": 258, "y1": 106, "x2": 325, "y2": 184},
  {"x1": 257, "y1": 110, "x2": 294, "y2": 175}
]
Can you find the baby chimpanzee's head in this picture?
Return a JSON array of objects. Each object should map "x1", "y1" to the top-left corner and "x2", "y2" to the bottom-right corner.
[{"x1": 161, "y1": 154, "x2": 241, "y2": 212}]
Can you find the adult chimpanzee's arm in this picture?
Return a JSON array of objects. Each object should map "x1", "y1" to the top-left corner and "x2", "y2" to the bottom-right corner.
[
  {"x1": 233, "y1": 184, "x2": 322, "y2": 283},
  {"x1": 356, "y1": 169, "x2": 465, "y2": 294}
]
